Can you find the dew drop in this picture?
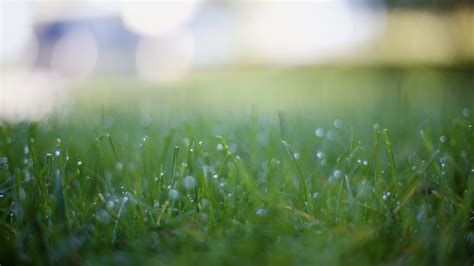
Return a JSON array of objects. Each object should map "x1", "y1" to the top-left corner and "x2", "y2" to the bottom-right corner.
[
  {"x1": 333, "y1": 169, "x2": 343, "y2": 179},
  {"x1": 122, "y1": 196, "x2": 129, "y2": 204},
  {"x1": 256, "y1": 208, "x2": 268, "y2": 217},
  {"x1": 183, "y1": 175, "x2": 196, "y2": 190},
  {"x1": 316, "y1": 151, "x2": 325, "y2": 160},
  {"x1": 315, "y1": 128, "x2": 325, "y2": 138},
  {"x1": 168, "y1": 189, "x2": 179, "y2": 200},
  {"x1": 23, "y1": 145, "x2": 29, "y2": 155},
  {"x1": 462, "y1": 107, "x2": 470, "y2": 117},
  {"x1": 327, "y1": 129, "x2": 336, "y2": 140},
  {"x1": 382, "y1": 191, "x2": 391, "y2": 201},
  {"x1": 439, "y1": 135, "x2": 447, "y2": 143}
]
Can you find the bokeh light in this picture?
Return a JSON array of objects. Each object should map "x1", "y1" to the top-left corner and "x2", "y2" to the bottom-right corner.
[
  {"x1": 120, "y1": 1, "x2": 201, "y2": 37},
  {"x1": 0, "y1": 1, "x2": 35, "y2": 66},
  {"x1": 241, "y1": 1, "x2": 385, "y2": 64},
  {"x1": 50, "y1": 29, "x2": 98, "y2": 79},
  {"x1": 135, "y1": 30, "x2": 194, "y2": 82}
]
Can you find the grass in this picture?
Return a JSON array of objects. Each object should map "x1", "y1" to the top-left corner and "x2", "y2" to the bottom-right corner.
[{"x1": 0, "y1": 67, "x2": 473, "y2": 265}]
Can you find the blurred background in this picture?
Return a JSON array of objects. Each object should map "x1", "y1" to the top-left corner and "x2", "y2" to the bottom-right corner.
[{"x1": 1, "y1": 0, "x2": 473, "y2": 122}]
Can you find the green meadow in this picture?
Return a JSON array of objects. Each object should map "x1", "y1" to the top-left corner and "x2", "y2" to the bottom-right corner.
[{"x1": 1, "y1": 66, "x2": 473, "y2": 265}]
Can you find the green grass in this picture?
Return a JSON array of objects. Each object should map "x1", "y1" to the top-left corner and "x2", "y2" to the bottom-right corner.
[{"x1": 1, "y1": 67, "x2": 473, "y2": 265}]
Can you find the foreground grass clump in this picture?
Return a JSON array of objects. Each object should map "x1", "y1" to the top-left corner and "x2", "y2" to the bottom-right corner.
[
  {"x1": 0, "y1": 108, "x2": 473, "y2": 265},
  {"x1": 0, "y1": 67, "x2": 473, "y2": 265}
]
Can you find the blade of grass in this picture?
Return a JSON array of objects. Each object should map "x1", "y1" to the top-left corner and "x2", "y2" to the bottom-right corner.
[{"x1": 281, "y1": 140, "x2": 308, "y2": 205}]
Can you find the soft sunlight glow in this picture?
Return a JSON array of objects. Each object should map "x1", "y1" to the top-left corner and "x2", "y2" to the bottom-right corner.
[
  {"x1": 241, "y1": 0, "x2": 385, "y2": 64},
  {"x1": 120, "y1": 1, "x2": 201, "y2": 37},
  {"x1": 50, "y1": 29, "x2": 98, "y2": 79},
  {"x1": 0, "y1": 1, "x2": 35, "y2": 65},
  {"x1": 0, "y1": 71, "x2": 66, "y2": 122},
  {"x1": 135, "y1": 30, "x2": 194, "y2": 83}
]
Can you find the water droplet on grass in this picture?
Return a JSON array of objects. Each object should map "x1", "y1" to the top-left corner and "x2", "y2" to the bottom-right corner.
[
  {"x1": 168, "y1": 189, "x2": 179, "y2": 200},
  {"x1": 462, "y1": 108, "x2": 470, "y2": 117},
  {"x1": 439, "y1": 135, "x2": 447, "y2": 143},
  {"x1": 416, "y1": 205, "x2": 426, "y2": 222},
  {"x1": 0, "y1": 157, "x2": 7, "y2": 164},
  {"x1": 382, "y1": 191, "x2": 391, "y2": 201},
  {"x1": 315, "y1": 128, "x2": 325, "y2": 138},
  {"x1": 122, "y1": 196, "x2": 129, "y2": 204},
  {"x1": 183, "y1": 138, "x2": 190, "y2": 146},
  {"x1": 55, "y1": 149, "x2": 60, "y2": 157},
  {"x1": 333, "y1": 170, "x2": 343, "y2": 179},
  {"x1": 334, "y1": 119, "x2": 343, "y2": 128},
  {"x1": 312, "y1": 192, "x2": 320, "y2": 199},
  {"x1": 256, "y1": 208, "x2": 268, "y2": 217},
  {"x1": 293, "y1": 152, "x2": 300, "y2": 160},
  {"x1": 216, "y1": 143, "x2": 224, "y2": 151},
  {"x1": 183, "y1": 175, "x2": 196, "y2": 190},
  {"x1": 327, "y1": 129, "x2": 336, "y2": 140},
  {"x1": 316, "y1": 151, "x2": 325, "y2": 159}
]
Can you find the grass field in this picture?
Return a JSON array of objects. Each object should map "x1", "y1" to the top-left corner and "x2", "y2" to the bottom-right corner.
[{"x1": 1, "y1": 67, "x2": 473, "y2": 265}]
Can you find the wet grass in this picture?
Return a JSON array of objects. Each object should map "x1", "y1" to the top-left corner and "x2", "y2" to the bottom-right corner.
[{"x1": 0, "y1": 67, "x2": 473, "y2": 265}]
